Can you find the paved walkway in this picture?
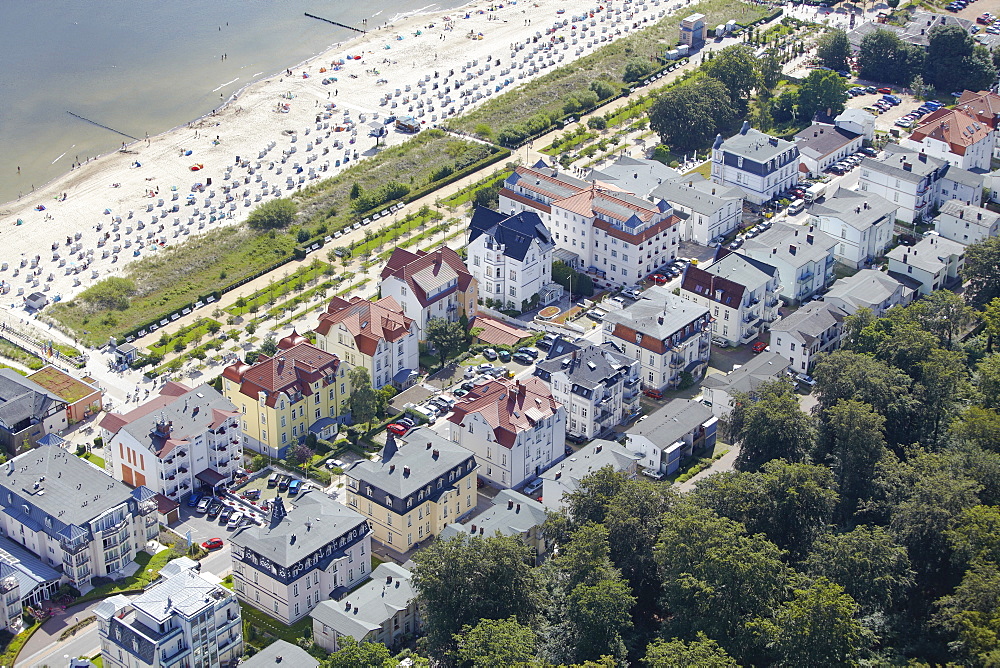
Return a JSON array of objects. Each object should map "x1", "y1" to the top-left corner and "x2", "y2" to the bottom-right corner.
[
  {"x1": 677, "y1": 444, "x2": 741, "y2": 494},
  {"x1": 17, "y1": 596, "x2": 134, "y2": 668}
]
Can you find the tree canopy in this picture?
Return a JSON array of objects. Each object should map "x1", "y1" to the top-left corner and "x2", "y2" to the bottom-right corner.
[
  {"x1": 246, "y1": 197, "x2": 297, "y2": 230},
  {"x1": 815, "y1": 29, "x2": 851, "y2": 72},
  {"x1": 424, "y1": 317, "x2": 467, "y2": 370},
  {"x1": 648, "y1": 77, "x2": 738, "y2": 153}
]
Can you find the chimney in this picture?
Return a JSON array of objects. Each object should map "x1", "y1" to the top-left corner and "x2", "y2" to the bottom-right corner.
[
  {"x1": 471, "y1": 524, "x2": 477, "y2": 533},
  {"x1": 595, "y1": 444, "x2": 603, "y2": 453},
  {"x1": 516, "y1": 503, "x2": 521, "y2": 513},
  {"x1": 389, "y1": 464, "x2": 395, "y2": 474},
  {"x1": 432, "y1": 449, "x2": 439, "y2": 459},
  {"x1": 711, "y1": 187, "x2": 716, "y2": 195},
  {"x1": 658, "y1": 315, "x2": 664, "y2": 325},
  {"x1": 807, "y1": 234, "x2": 814, "y2": 245},
  {"x1": 903, "y1": 162, "x2": 912, "y2": 172},
  {"x1": 426, "y1": 442, "x2": 432, "y2": 450},
  {"x1": 508, "y1": 499, "x2": 514, "y2": 509},
  {"x1": 740, "y1": 121, "x2": 750, "y2": 135},
  {"x1": 919, "y1": 153, "x2": 927, "y2": 163},
  {"x1": 403, "y1": 466, "x2": 410, "y2": 477},
  {"x1": 479, "y1": 527, "x2": 484, "y2": 535},
  {"x1": 794, "y1": 229, "x2": 799, "y2": 237},
  {"x1": 960, "y1": 209, "x2": 965, "y2": 219},
  {"x1": 789, "y1": 245, "x2": 797, "y2": 256}
]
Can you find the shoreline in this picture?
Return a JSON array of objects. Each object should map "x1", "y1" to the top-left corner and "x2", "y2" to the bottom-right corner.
[{"x1": 0, "y1": 0, "x2": 676, "y2": 321}]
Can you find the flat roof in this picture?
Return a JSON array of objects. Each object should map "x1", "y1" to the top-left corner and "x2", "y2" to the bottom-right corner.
[{"x1": 27, "y1": 365, "x2": 99, "y2": 404}]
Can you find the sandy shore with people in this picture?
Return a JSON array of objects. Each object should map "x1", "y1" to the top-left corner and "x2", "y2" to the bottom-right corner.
[{"x1": 0, "y1": 0, "x2": 676, "y2": 315}]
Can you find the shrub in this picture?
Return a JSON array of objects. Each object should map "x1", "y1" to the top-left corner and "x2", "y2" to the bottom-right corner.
[
  {"x1": 296, "y1": 228, "x2": 310, "y2": 243},
  {"x1": 587, "y1": 116, "x2": 608, "y2": 130},
  {"x1": 76, "y1": 277, "x2": 136, "y2": 311},
  {"x1": 246, "y1": 198, "x2": 297, "y2": 230},
  {"x1": 623, "y1": 58, "x2": 655, "y2": 83},
  {"x1": 590, "y1": 80, "x2": 618, "y2": 100}
]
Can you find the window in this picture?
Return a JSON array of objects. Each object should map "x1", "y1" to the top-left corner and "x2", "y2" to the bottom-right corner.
[
  {"x1": 473, "y1": 255, "x2": 480, "y2": 266},
  {"x1": 281, "y1": 416, "x2": 286, "y2": 427}
]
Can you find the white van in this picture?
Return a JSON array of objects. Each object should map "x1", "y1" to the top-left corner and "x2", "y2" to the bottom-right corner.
[{"x1": 788, "y1": 198, "x2": 805, "y2": 215}]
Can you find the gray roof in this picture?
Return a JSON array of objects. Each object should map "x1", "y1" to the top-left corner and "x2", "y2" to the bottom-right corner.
[
  {"x1": 347, "y1": 427, "x2": 475, "y2": 500},
  {"x1": 943, "y1": 164, "x2": 985, "y2": 189},
  {"x1": 794, "y1": 124, "x2": 860, "y2": 160},
  {"x1": 440, "y1": 490, "x2": 547, "y2": 542},
  {"x1": 230, "y1": 491, "x2": 368, "y2": 568},
  {"x1": 131, "y1": 557, "x2": 228, "y2": 622},
  {"x1": 310, "y1": 563, "x2": 415, "y2": 641},
  {"x1": 861, "y1": 144, "x2": 941, "y2": 183},
  {"x1": 0, "y1": 537, "x2": 62, "y2": 597},
  {"x1": 824, "y1": 269, "x2": 909, "y2": 312},
  {"x1": 534, "y1": 340, "x2": 634, "y2": 391},
  {"x1": 651, "y1": 174, "x2": 744, "y2": 216},
  {"x1": 0, "y1": 369, "x2": 63, "y2": 434},
  {"x1": 0, "y1": 444, "x2": 145, "y2": 535},
  {"x1": 704, "y1": 252, "x2": 777, "y2": 292},
  {"x1": 835, "y1": 108, "x2": 875, "y2": 127},
  {"x1": 587, "y1": 155, "x2": 680, "y2": 198},
  {"x1": 718, "y1": 126, "x2": 796, "y2": 162},
  {"x1": 702, "y1": 351, "x2": 790, "y2": 395},
  {"x1": 886, "y1": 234, "x2": 966, "y2": 273},
  {"x1": 540, "y1": 439, "x2": 639, "y2": 484},
  {"x1": 847, "y1": 12, "x2": 973, "y2": 50},
  {"x1": 771, "y1": 301, "x2": 849, "y2": 344},
  {"x1": 603, "y1": 285, "x2": 709, "y2": 339},
  {"x1": 810, "y1": 187, "x2": 896, "y2": 231},
  {"x1": 743, "y1": 222, "x2": 838, "y2": 266},
  {"x1": 627, "y1": 399, "x2": 714, "y2": 446},
  {"x1": 938, "y1": 199, "x2": 1000, "y2": 227},
  {"x1": 241, "y1": 640, "x2": 320, "y2": 668}
]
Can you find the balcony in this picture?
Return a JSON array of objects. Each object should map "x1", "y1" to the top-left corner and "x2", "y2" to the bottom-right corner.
[
  {"x1": 669, "y1": 355, "x2": 684, "y2": 369},
  {"x1": 797, "y1": 272, "x2": 813, "y2": 284}
]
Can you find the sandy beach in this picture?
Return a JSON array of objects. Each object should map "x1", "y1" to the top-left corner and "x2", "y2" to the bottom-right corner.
[{"x1": 0, "y1": 0, "x2": 676, "y2": 315}]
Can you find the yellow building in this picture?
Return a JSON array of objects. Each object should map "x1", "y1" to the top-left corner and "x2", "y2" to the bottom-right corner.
[
  {"x1": 345, "y1": 427, "x2": 478, "y2": 553},
  {"x1": 221, "y1": 332, "x2": 347, "y2": 458}
]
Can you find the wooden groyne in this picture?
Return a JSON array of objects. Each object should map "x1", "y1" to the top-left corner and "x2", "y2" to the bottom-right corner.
[
  {"x1": 66, "y1": 111, "x2": 140, "y2": 141},
  {"x1": 304, "y1": 12, "x2": 365, "y2": 33}
]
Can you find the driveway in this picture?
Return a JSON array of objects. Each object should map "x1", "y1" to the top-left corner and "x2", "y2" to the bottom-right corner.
[{"x1": 676, "y1": 444, "x2": 741, "y2": 494}]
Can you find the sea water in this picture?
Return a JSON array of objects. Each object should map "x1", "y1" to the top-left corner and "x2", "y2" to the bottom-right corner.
[{"x1": 0, "y1": 0, "x2": 462, "y2": 206}]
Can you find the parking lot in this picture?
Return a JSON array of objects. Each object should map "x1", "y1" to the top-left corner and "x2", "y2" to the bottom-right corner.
[{"x1": 843, "y1": 88, "x2": 932, "y2": 134}]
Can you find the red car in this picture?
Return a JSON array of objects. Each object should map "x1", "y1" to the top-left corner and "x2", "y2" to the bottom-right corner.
[
  {"x1": 877, "y1": 87, "x2": 892, "y2": 94},
  {"x1": 651, "y1": 274, "x2": 668, "y2": 285},
  {"x1": 386, "y1": 423, "x2": 409, "y2": 437},
  {"x1": 752, "y1": 341, "x2": 768, "y2": 353},
  {"x1": 643, "y1": 388, "x2": 663, "y2": 399},
  {"x1": 202, "y1": 538, "x2": 224, "y2": 550}
]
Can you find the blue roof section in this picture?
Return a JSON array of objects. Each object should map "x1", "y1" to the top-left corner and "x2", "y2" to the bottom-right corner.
[
  {"x1": 0, "y1": 537, "x2": 61, "y2": 597},
  {"x1": 36, "y1": 434, "x2": 65, "y2": 448},
  {"x1": 468, "y1": 207, "x2": 554, "y2": 262}
]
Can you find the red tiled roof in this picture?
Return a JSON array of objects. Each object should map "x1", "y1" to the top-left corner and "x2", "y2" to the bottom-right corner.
[
  {"x1": 594, "y1": 214, "x2": 679, "y2": 245},
  {"x1": 98, "y1": 381, "x2": 193, "y2": 432},
  {"x1": 469, "y1": 315, "x2": 531, "y2": 347},
  {"x1": 609, "y1": 323, "x2": 667, "y2": 354},
  {"x1": 314, "y1": 296, "x2": 414, "y2": 356},
  {"x1": 380, "y1": 246, "x2": 474, "y2": 308},
  {"x1": 909, "y1": 108, "x2": 990, "y2": 155},
  {"x1": 499, "y1": 188, "x2": 552, "y2": 214},
  {"x1": 554, "y1": 184, "x2": 658, "y2": 223},
  {"x1": 957, "y1": 90, "x2": 1000, "y2": 129},
  {"x1": 154, "y1": 493, "x2": 180, "y2": 514},
  {"x1": 222, "y1": 342, "x2": 340, "y2": 408},
  {"x1": 277, "y1": 329, "x2": 308, "y2": 350},
  {"x1": 447, "y1": 377, "x2": 558, "y2": 448},
  {"x1": 681, "y1": 265, "x2": 746, "y2": 307}
]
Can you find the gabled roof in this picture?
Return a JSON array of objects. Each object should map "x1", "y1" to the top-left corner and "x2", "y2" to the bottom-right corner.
[
  {"x1": 627, "y1": 399, "x2": 714, "y2": 445},
  {"x1": 440, "y1": 489, "x2": 547, "y2": 542},
  {"x1": 586, "y1": 155, "x2": 680, "y2": 197},
  {"x1": 310, "y1": 563, "x2": 415, "y2": 641},
  {"x1": 937, "y1": 199, "x2": 1000, "y2": 228},
  {"x1": 742, "y1": 223, "x2": 837, "y2": 266},
  {"x1": 0, "y1": 369, "x2": 64, "y2": 433},
  {"x1": 534, "y1": 340, "x2": 635, "y2": 394},
  {"x1": 380, "y1": 246, "x2": 474, "y2": 308},
  {"x1": 540, "y1": 439, "x2": 640, "y2": 486},
  {"x1": 886, "y1": 233, "x2": 966, "y2": 273},
  {"x1": 682, "y1": 265, "x2": 746, "y2": 308},
  {"x1": 603, "y1": 285, "x2": 709, "y2": 353},
  {"x1": 794, "y1": 123, "x2": 861, "y2": 160},
  {"x1": 771, "y1": 301, "x2": 849, "y2": 345},
  {"x1": 957, "y1": 90, "x2": 1000, "y2": 129},
  {"x1": 702, "y1": 351, "x2": 790, "y2": 395},
  {"x1": 824, "y1": 269, "x2": 910, "y2": 312},
  {"x1": 909, "y1": 107, "x2": 990, "y2": 155},
  {"x1": 717, "y1": 125, "x2": 797, "y2": 162},
  {"x1": 315, "y1": 296, "x2": 413, "y2": 357},
  {"x1": 651, "y1": 174, "x2": 744, "y2": 217},
  {"x1": 221, "y1": 342, "x2": 339, "y2": 408},
  {"x1": 241, "y1": 640, "x2": 320, "y2": 668},
  {"x1": 810, "y1": 187, "x2": 896, "y2": 231},
  {"x1": 468, "y1": 315, "x2": 531, "y2": 347},
  {"x1": 447, "y1": 378, "x2": 559, "y2": 448},
  {"x1": 687, "y1": 252, "x2": 777, "y2": 301},
  {"x1": 468, "y1": 207, "x2": 554, "y2": 262}
]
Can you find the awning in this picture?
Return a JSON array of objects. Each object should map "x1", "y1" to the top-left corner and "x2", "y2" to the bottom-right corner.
[
  {"x1": 684, "y1": 360, "x2": 705, "y2": 374},
  {"x1": 392, "y1": 368, "x2": 418, "y2": 384},
  {"x1": 309, "y1": 417, "x2": 338, "y2": 433},
  {"x1": 154, "y1": 493, "x2": 180, "y2": 514},
  {"x1": 196, "y1": 469, "x2": 226, "y2": 486}
]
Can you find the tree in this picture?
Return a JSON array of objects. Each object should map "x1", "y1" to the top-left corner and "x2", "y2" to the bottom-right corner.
[
  {"x1": 964, "y1": 236, "x2": 1000, "y2": 308},
  {"x1": 562, "y1": 466, "x2": 629, "y2": 526},
  {"x1": 857, "y1": 29, "x2": 923, "y2": 86},
  {"x1": 947, "y1": 504, "x2": 1000, "y2": 569},
  {"x1": 642, "y1": 634, "x2": 738, "y2": 667},
  {"x1": 935, "y1": 559, "x2": 1000, "y2": 665},
  {"x1": 692, "y1": 460, "x2": 837, "y2": 560},
  {"x1": 924, "y1": 24, "x2": 997, "y2": 92},
  {"x1": 817, "y1": 399, "x2": 887, "y2": 516},
  {"x1": 797, "y1": 68, "x2": 847, "y2": 120},
  {"x1": 623, "y1": 58, "x2": 655, "y2": 83},
  {"x1": 981, "y1": 297, "x2": 1000, "y2": 353},
  {"x1": 654, "y1": 503, "x2": 790, "y2": 664},
  {"x1": 246, "y1": 198, "x2": 296, "y2": 230},
  {"x1": 702, "y1": 45, "x2": 760, "y2": 109},
  {"x1": 552, "y1": 260, "x2": 594, "y2": 298},
  {"x1": 411, "y1": 533, "x2": 542, "y2": 659},
  {"x1": 758, "y1": 578, "x2": 872, "y2": 667},
  {"x1": 324, "y1": 636, "x2": 393, "y2": 668},
  {"x1": 259, "y1": 336, "x2": 278, "y2": 357},
  {"x1": 727, "y1": 381, "x2": 815, "y2": 471},
  {"x1": 815, "y1": 29, "x2": 851, "y2": 72},
  {"x1": 347, "y1": 367, "x2": 378, "y2": 428},
  {"x1": 454, "y1": 617, "x2": 537, "y2": 668},
  {"x1": 918, "y1": 348, "x2": 966, "y2": 446},
  {"x1": 953, "y1": 407, "x2": 1000, "y2": 453},
  {"x1": 910, "y1": 74, "x2": 932, "y2": 101},
  {"x1": 908, "y1": 290, "x2": 976, "y2": 348},
  {"x1": 758, "y1": 49, "x2": 784, "y2": 92},
  {"x1": 424, "y1": 317, "x2": 466, "y2": 370},
  {"x1": 648, "y1": 77, "x2": 738, "y2": 153},
  {"x1": 804, "y1": 526, "x2": 914, "y2": 614}
]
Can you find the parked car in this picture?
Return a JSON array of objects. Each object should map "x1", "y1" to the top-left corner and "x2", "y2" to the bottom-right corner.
[
  {"x1": 287, "y1": 479, "x2": 302, "y2": 496},
  {"x1": 196, "y1": 497, "x2": 212, "y2": 513},
  {"x1": 386, "y1": 423, "x2": 409, "y2": 436},
  {"x1": 516, "y1": 347, "x2": 540, "y2": 359},
  {"x1": 187, "y1": 494, "x2": 201, "y2": 508},
  {"x1": 643, "y1": 388, "x2": 664, "y2": 399},
  {"x1": 227, "y1": 513, "x2": 244, "y2": 530},
  {"x1": 651, "y1": 273, "x2": 668, "y2": 285},
  {"x1": 202, "y1": 538, "x2": 225, "y2": 550},
  {"x1": 477, "y1": 363, "x2": 495, "y2": 373},
  {"x1": 326, "y1": 458, "x2": 346, "y2": 470},
  {"x1": 752, "y1": 341, "x2": 769, "y2": 354},
  {"x1": 497, "y1": 349, "x2": 511, "y2": 362},
  {"x1": 795, "y1": 373, "x2": 818, "y2": 388},
  {"x1": 566, "y1": 433, "x2": 589, "y2": 445},
  {"x1": 219, "y1": 507, "x2": 234, "y2": 523},
  {"x1": 464, "y1": 367, "x2": 477, "y2": 379},
  {"x1": 641, "y1": 468, "x2": 667, "y2": 481},
  {"x1": 523, "y1": 478, "x2": 543, "y2": 497},
  {"x1": 277, "y1": 476, "x2": 290, "y2": 492},
  {"x1": 877, "y1": 87, "x2": 892, "y2": 94},
  {"x1": 207, "y1": 502, "x2": 223, "y2": 518},
  {"x1": 482, "y1": 348, "x2": 498, "y2": 360},
  {"x1": 512, "y1": 352, "x2": 534, "y2": 365}
]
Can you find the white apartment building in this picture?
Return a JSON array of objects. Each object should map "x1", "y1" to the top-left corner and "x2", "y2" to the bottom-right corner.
[
  {"x1": 902, "y1": 107, "x2": 993, "y2": 171},
  {"x1": 499, "y1": 162, "x2": 680, "y2": 288},
  {"x1": 532, "y1": 338, "x2": 640, "y2": 441},
  {"x1": 794, "y1": 123, "x2": 863, "y2": 177},
  {"x1": 602, "y1": 285, "x2": 712, "y2": 391},
  {"x1": 824, "y1": 269, "x2": 914, "y2": 316},
  {"x1": 444, "y1": 377, "x2": 564, "y2": 488},
  {"x1": 741, "y1": 223, "x2": 838, "y2": 304},
  {"x1": 539, "y1": 440, "x2": 640, "y2": 511},
  {"x1": 230, "y1": 493, "x2": 372, "y2": 625},
  {"x1": 0, "y1": 444, "x2": 158, "y2": 590},
  {"x1": 97, "y1": 557, "x2": 242, "y2": 668},
  {"x1": 467, "y1": 208, "x2": 556, "y2": 310},
  {"x1": 859, "y1": 144, "x2": 984, "y2": 223},
  {"x1": 651, "y1": 174, "x2": 745, "y2": 245},
  {"x1": 886, "y1": 233, "x2": 967, "y2": 296},
  {"x1": 771, "y1": 301, "x2": 850, "y2": 373},
  {"x1": 809, "y1": 187, "x2": 897, "y2": 268},
  {"x1": 379, "y1": 246, "x2": 478, "y2": 341},
  {"x1": 680, "y1": 253, "x2": 781, "y2": 346},
  {"x1": 100, "y1": 381, "x2": 242, "y2": 503},
  {"x1": 314, "y1": 295, "x2": 419, "y2": 390},
  {"x1": 624, "y1": 399, "x2": 718, "y2": 476},
  {"x1": 835, "y1": 108, "x2": 876, "y2": 141},
  {"x1": 956, "y1": 89, "x2": 1000, "y2": 157},
  {"x1": 711, "y1": 123, "x2": 800, "y2": 205},
  {"x1": 702, "y1": 351, "x2": 791, "y2": 418},
  {"x1": 935, "y1": 199, "x2": 1000, "y2": 246}
]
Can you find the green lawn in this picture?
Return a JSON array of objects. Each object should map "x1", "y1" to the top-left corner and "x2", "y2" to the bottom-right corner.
[
  {"x1": 0, "y1": 621, "x2": 41, "y2": 667},
  {"x1": 242, "y1": 603, "x2": 313, "y2": 647},
  {"x1": 83, "y1": 452, "x2": 105, "y2": 469},
  {"x1": 78, "y1": 549, "x2": 173, "y2": 604}
]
